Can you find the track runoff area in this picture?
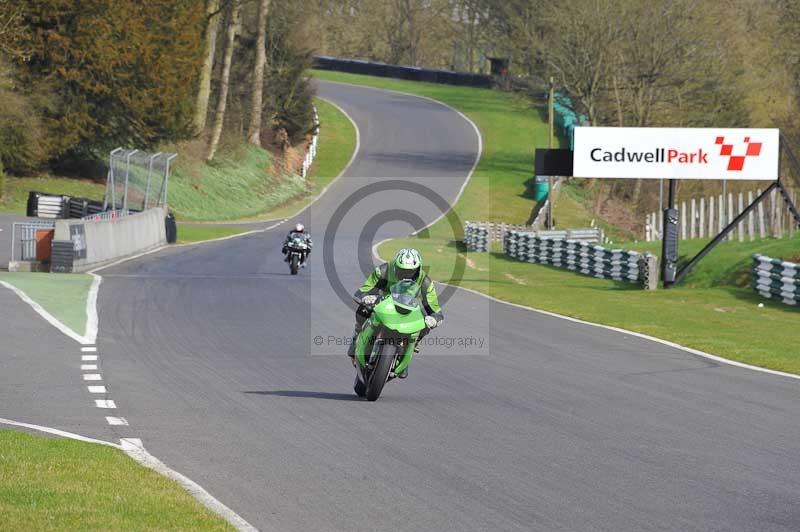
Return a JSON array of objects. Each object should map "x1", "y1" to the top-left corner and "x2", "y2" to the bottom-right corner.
[{"x1": 538, "y1": 127, "x2": 800, "y2": 288}]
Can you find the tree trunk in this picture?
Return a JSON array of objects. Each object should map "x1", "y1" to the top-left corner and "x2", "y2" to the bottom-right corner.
[
  {"x1": 247, "y1": 0, "x2": 270, "y2": 145},
  {"x1": 194, "y1": 0, "x2": 221, "y2": 134},
  {"x1": 207, "y1": 0, "x2": 241, "y2": 162}
]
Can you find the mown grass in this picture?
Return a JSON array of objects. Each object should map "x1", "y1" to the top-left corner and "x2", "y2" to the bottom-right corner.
[
  {"x1": 0, "y1": 272, "x2": 92, "y2": 336},
  {"x1": 0, "y1": 430, "x2": 232, "y2": 531}
]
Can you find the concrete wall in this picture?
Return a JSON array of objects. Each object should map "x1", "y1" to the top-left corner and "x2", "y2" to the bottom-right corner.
[{"x1": 54, "y1": 207, "x2": 166, "y2": 272}]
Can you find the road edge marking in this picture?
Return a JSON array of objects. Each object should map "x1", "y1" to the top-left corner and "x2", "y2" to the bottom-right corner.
[
  {"x1": 120, "y1": 438, "x2": 259, "y2": 532},
  {"x1": 0, "y1": 417, "x2": 119, "y2": 448}
]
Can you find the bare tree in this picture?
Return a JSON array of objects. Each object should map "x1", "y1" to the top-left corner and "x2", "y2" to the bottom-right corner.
[
  {"x1": 194, "y1": 0, "x2": 222, "y2": 134},
  {"x1": 247, "y1": 0, "x2": 270, "y2": 145},
  {"x1": 207, "y1": 0, "x2": 241, "y2": 162}
]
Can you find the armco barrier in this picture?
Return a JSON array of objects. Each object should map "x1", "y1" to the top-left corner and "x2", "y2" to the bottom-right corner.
[
  {"x1": 504, "y1": 230, "x2": 653, "y2": 286},
  {"x1": 313, "y1": 56, "x2": 493, "y2": 88},
  {"x1": 51, "y1": 207, "x2": 166, "y2": 273},
  {"x1": 752, "y1": 254, "x2": 799, "y2": 306}
]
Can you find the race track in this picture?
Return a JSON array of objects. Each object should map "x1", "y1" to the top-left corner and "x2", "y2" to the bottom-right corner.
[{"x1": 90, "y1": 81, "x2": 800, "y2": 532}]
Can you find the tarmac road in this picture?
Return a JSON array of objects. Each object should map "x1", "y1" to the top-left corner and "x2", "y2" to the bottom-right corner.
[{"x1": 91, "y1": 81, "x2": 800, "y2": 532}]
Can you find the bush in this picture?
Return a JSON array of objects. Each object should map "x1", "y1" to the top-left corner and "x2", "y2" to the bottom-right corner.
[{"x1": 0, "y1": 86, "x2": 46, "y2": 174}]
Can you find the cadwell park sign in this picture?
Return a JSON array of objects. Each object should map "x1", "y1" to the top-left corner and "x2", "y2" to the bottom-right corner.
[{"x1": 573, "y1": 127, "x2": 780, "y2": 181}]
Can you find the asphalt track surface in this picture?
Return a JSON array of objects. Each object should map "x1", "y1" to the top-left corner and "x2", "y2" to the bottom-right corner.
[{"x1": 49, "y1": 81, "x2": 800, "y2": 531}]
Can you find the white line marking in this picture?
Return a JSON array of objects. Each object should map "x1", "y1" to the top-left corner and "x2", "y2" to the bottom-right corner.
[
  {"x1": 85, "y1": 273, "x2": 101, "y2": 343},
  {"x1": 81, "y1": 364, "x2": 98, "y2": 370},
  {"x1": 81, "y1": 347, "x2": 97, "y2": 352},
  {"x1": 82, "y1": 355, "x2": 98, "y2": 361},
  {"x1": 83, "y1": 373, "x2": 102, "y2": 381},
  {"x1": 87, "y1": 385, "x2": 107, "y2": 393},
  {"x1": 106, "y1": 416, "x2": 128, "y2": 426},
  {"x1": 95, "y1": 399, "x2": 116, "y2": 408},
  {"x1": 120, "y1": 438, "x2": 258, "y2": 532},
  {"x1": 0, "y1": 417, "x2": 118, "y2": 448},
  {"x1": 0, "y1": 418, "x2": 256, "y2": 531},
  {"x1": 0, "y1": 280, "x2": 89, "y2": 344}
]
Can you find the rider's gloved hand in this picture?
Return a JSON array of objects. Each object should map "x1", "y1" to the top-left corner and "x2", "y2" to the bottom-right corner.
[
  {"x1": 361, "y1": 295, "x2": 378, "y2": 306},
  {"x1": 424, "y1": 315, "x2": 439, "y2": 329}
]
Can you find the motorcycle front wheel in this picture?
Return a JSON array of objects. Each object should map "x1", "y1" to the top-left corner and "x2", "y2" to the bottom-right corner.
[
  {"x1": 290, "y1": 253, "x2": 299, "y2": 275},
  {"x1": 365, "y1": 342, "x2": 397, "y2": 401}
]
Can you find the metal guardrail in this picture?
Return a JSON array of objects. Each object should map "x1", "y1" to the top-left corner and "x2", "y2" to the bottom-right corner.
[
  {"x1": 81, "y1": 209, "x2": 129, "y2": 222},
  {"x1": 503, "y1": 230, "x2": 653, "y2": 286},
  {"x1": 10, "y1": 221, "x2": 56, "y2": 262},
  {"x1": 752, "y1": 254, "x2": 799, "y2": 306}
]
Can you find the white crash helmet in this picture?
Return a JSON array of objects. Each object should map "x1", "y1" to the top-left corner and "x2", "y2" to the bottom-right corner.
[
  {"x1": 394, "y1": 248, "x2": 421, "y2": 281},
  {"x1": 295, "y1": 223, "x2": 305, "y2": 233}
]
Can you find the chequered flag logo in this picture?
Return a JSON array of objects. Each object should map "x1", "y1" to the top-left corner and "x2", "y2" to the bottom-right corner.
[{"x1": 715, "y1": 136, "x2": 762, "y2": 171}]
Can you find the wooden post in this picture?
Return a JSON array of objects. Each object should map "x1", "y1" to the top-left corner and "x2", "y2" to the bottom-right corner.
[
  {"x1": 681, "y1": 201, "x2": 687, "y2": 240},
  {"x1": 699, "y1": 197, "x2": 705, "y2": 239},
  {"x1": 718, "y1": 194, "x2": 724, "y2": 234},
  {"x1": 690, "y1": 198, "x2": 697, "y2": 239},
  {"x1": 747, "y1": 190, "x2": 755, "y2": 241},
  {"x1": 737, "y1": 192, "x2": 744, "y2": 242},
  {"x1": 727, "y1": 193, "x2": 734, "y2": 241},
  {"x1": 708, "y1": 196, "x2": 715, "y2": 239},
  {"x1": 757, "y1": 189, "x2": 766, "y2": 238}
]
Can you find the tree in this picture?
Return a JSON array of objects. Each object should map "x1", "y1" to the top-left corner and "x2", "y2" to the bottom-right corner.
[
  {"x1": 207, "y1": 0, "x2": 241, "y2": 162},
  {"x1": 247, "y1": 0, "x2": 270, "y2": 145},
  {"x1": 194, "y1": 0, "x2": 222, "y2": 134}
]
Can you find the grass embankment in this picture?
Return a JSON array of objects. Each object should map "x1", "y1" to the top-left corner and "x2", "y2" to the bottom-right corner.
[
  {"x1": 0, "y1": 177, "x2": 105, "y2": 213},
  {"x1": 0, "y1": 272, "x2": 91, "y2": 336},
  {"x1": 0, "y1": 430, "x2": 232, "y2": 531},
  {"x1": 312, "y1": 70, "x2": 800, "y2": 374},
  {"x1": 0, "y1": 96, "x2": 356, "y2": 227}
]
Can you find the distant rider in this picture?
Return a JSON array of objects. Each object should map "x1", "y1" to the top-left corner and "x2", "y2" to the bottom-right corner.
[
  {"x1": 282, "y1": 223, "x2": 313, "y2": 267},
  {"x1": 348, "y1": 248, "x2": 443, "y2": 378}
]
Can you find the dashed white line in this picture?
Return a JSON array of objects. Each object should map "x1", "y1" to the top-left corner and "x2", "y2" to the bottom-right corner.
[
  {"x1": 83, "y1": 373, "x2": 102, "y2": 381},
  {"x1": 87, "y1": 385, "x2": 107, "y2": 394},
  {"x1": 95, "y1": 399, "x2": 116, "y2": 408},
  {"x1": 81, "y1": 346, "x2": 97, "y2": 352},
  {"x1": 106, "y1": 416, "x2": 129, "y2": 426},
  {"x1": 82, "y1": 355, "x2": 98, "y2": 361},
  {"x1": 81, "y1": 364, "x2": 98, "y2": 371}
]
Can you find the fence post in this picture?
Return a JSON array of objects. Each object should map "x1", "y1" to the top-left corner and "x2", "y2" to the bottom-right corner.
[
  {"x1": 690, "y1": 198, "x2": 696, "y2": 239},
  {"x1": 727, "y1": 193, "x2": 734, "y2": 241},
  {"x1": 681, "y1": 201, "x2": 687, "y2": 240},
  {"x1": 699, "y1": 197, "x2": 705, "y2": 238},
  {"x1": 736, "y1": 193, "x2": 744, "y2": 242}
]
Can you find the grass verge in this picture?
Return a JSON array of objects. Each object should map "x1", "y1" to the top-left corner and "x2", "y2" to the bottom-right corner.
[
  {"x1": 0, "y1": 272, "x2": 91, "y2": 336},
  {"x1": 0, "y1": 430, "x2": 232, "y2": 531}
]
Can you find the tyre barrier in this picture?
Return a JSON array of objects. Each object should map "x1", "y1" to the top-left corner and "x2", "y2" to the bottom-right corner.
[
  {"x1": 26, "y1": 191, "x2": 104, "y2": 219},
  {"x1": 464, "y1": 222, "x2": 604, "y2": 252},
  {"x1": 313, "y1": 56, "x2": 493, "y2": 88},
  {"x1": 752, "y1": 254, "x2": 799, "y2": 306},
  {"x1": 464, "y1": 223, "x2": 490, "y2": 252},
  {"x1": 504, "y1": 230, "x2": 653, "y2": 286}
]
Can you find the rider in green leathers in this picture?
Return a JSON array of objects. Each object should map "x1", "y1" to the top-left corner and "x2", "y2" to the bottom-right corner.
[{"x1": 348, "y1": 248, "x2": 443, "y2": 378}]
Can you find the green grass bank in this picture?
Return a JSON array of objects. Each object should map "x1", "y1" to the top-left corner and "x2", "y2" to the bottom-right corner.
[{"x1": 0, "y1": 430, "x2": 232, "y2": 531}]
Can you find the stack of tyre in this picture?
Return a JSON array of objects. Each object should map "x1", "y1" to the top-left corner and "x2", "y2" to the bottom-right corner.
[{"x1": 753, "y1": 254, "x2": 799, "y2": 306}]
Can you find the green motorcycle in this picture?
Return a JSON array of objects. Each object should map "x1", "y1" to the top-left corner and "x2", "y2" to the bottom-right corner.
[{"x1": 353, "y1": 279, "x2": 426, "y2": 401}]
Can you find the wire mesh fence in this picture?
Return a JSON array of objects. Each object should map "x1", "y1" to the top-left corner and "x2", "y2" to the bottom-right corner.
[{"x1": 105, "y1": 148, "x2": 176, "y2": 212}]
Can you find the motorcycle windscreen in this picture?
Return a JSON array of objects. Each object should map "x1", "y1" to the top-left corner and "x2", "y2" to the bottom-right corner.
[{"x1": 390, "y1": 279, "x2": 420, "y2": 312}]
